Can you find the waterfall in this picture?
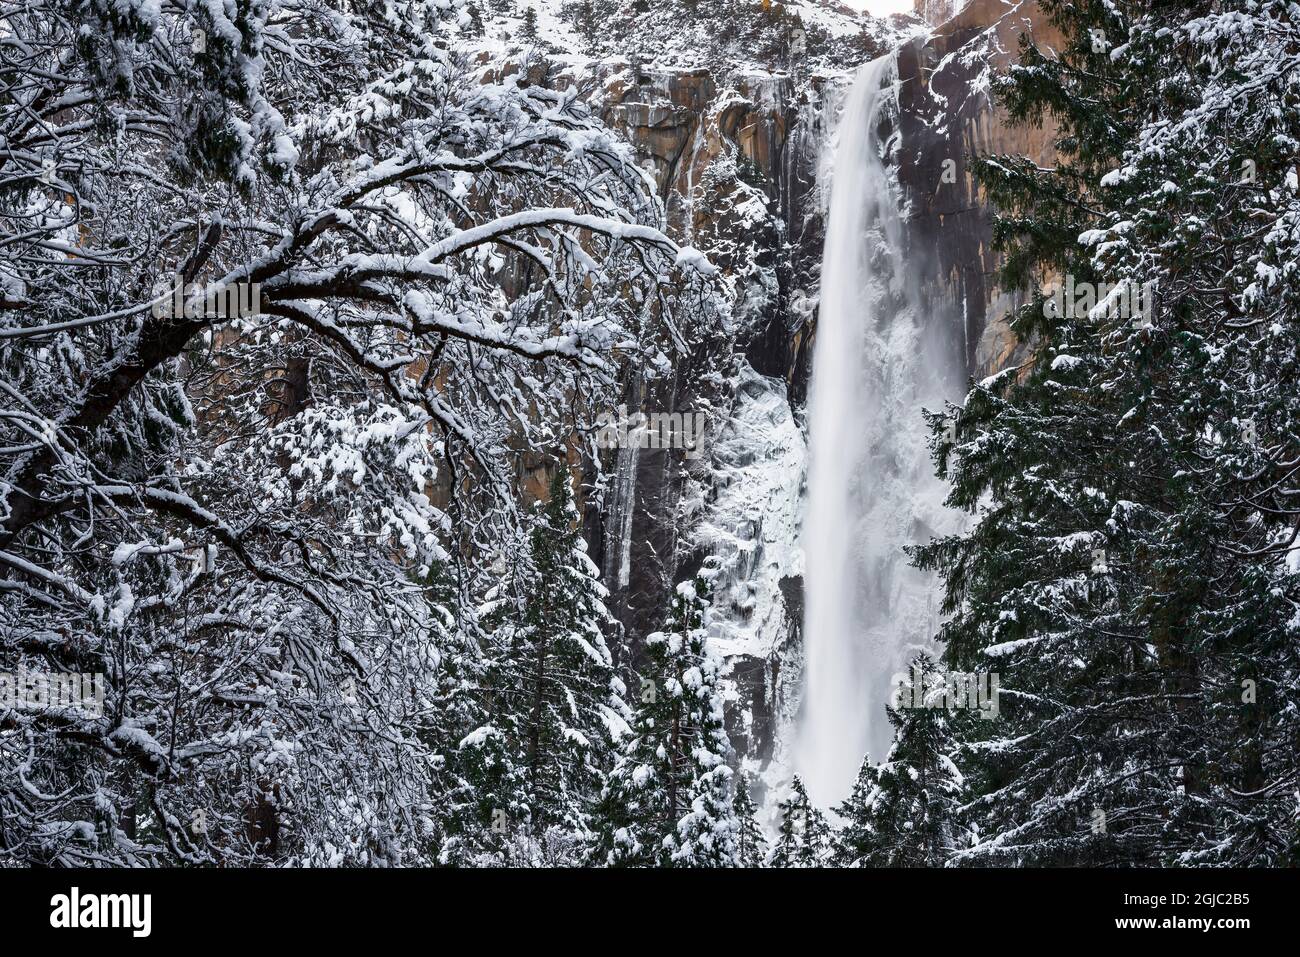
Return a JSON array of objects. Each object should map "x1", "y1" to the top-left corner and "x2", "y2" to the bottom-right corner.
[{"x1": 796, "y1": 52, "x2": 959, "y2": 808}]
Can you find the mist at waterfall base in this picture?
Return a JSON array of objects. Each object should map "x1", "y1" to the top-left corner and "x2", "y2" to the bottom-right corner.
[{"x1": 795, "y1": 54, "x2": 962, "y2": 810}]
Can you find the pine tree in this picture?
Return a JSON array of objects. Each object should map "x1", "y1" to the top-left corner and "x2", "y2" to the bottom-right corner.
[
  {"x1": 409, "y1": 558, "x2": 523, "y2": 866},
  {"x1": 590, "y1": 563, "x2": 740, "y2": 866},
  {"x1": 768, "y1": 776, "x2": 831, "y2": 867},
  {"x1": 521, "y1": 6, "x2": 539, "y2": 43},
  {"x1": 484, "y1": 468, "x2": 631, "y2": 850},
  {"x1": 833, "y1": 655, "x2": 968, "y2": 867},
  {"x1": 832, "y1": 758, "x2": 881, "y2": 868},
  {"x1": 574, "y1": 0, "x2": 599, "y2": 46},
  {"x1": 732, "y1": 772, "x2": 768, "y2": 867},
  {"x1": 915, "y1": 0, "x2": 1300, "y2": 865}
]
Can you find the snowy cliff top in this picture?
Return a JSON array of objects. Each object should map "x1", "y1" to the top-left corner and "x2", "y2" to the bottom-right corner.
[{"x1": 461, "y1": 0, "x2": 923, "y2": 77}]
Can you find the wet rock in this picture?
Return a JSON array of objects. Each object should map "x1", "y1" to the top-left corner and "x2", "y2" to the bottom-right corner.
[{"x1": 893, "y1": 0, "x2": 1062, "y2": 379}]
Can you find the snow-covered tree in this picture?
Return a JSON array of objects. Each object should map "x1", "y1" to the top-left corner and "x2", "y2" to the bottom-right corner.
[
  {"x1": 466, "y1": 3, "x2": 485, "y2": 35},
  {"x1": 833, "y1": 655, "x2": 968, "y2": 867},
  {"x1": 0, "y1": 0, "x2": 720, "y2": 865},
  {"x1": 479, "y1": 467, "x2": 632, "y2": 855},
  {"x1": 521, "y1": 6, "x2": 540, "y2": 43},
  {"x1": 918, "y1": 0, "x2": 1300, "y2": 866},
  {"x1": 590, "y1": 563, "x2": 740, "y2": 866},
  {"x1": 768, "y1": 775, "x2": 831, "y2": 868},
  {"x1": 833, "y1": 759, "x2": 882, "y2": 868},
  {"x1": 732, "y1": 771, "x2": 767, "y2": 867}
]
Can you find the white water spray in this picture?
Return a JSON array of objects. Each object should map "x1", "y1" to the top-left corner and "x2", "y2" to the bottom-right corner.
[{"x1": 796, "y1": 53, "x2": 959, "y2": 808}]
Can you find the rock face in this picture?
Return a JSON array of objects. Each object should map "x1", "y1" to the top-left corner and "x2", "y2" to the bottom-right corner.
[
  {"x1": 893, "y1": 0, "x2": 1063, "y2": 379},
  {"x1": 599, "y1": 62, "x2": 836, "y2": 381},
  {"x1": 588, "y1": 59, "x2": 834, "y2": 682},
  {"x1": 583, "y1": 1, "x2": 1060, "y2": 785},
  {"x1": 915, "y1": 0, "x2": 960, "y2": 28},
  {"x1": 689, "y1": 360, "x2": 806, "y2": 781}
]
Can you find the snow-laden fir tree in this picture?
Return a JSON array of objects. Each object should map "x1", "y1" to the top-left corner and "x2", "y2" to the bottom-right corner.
[
  {"x1": 917, "y1": 0, "x2": 1300, "y2": 865},
  {"x1": 478, "y1": 468, "x2": 632, "y2": 861},
  {"x1": 732, "y1": 771, "x2": 768, "y2": 867},
  {"x1": 833, "y1": 759, "x2": 881, "y2": 868},
  {"x1": 590, "y1": 563, "x2": 740, "y2": 866},
  {"x1": 833, "y1": 655, "x2": 968, "y2": 867},
  {"x1": 521, "y1": 6, "x2": 540, "y2": 42},
  {"x1": 768, "y1": 775, "x2": 832, "y2": 868}
]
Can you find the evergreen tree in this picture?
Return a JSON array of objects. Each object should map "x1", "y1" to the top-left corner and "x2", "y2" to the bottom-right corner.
[
  {"x1": 768, "y1": 776, "x2": 831, "y2": 867},
  {"x1": 916, "y1": 0, "x2": 1300, "y2": 865},
  {"x1": 733, "y1": 772, "x2": 768, "y2": 867},
  {"x1": 408, "y1": 558, "x2": 532, "y2": 867},
  {"x1": 521, "y1": 5, "x2": 539, "y2": 42},
  {"x1": 465, "y1": 3, "x2": 485, "y2": 36},
  {"x1": 832, "y1": 758, "x2": 881, "y2": 868},
  {"x1": 833, "y1": 655, "x2": 968, "y2": 867},
  {"x1": 573, "y1": 0, "x2": 599, "y2": 46},
  {"x1": 485, "y1": 468, "x2": 632, "y2": 850},
  {"x1": 591, "y1": 563, "x2": 740, "y2": 866}
]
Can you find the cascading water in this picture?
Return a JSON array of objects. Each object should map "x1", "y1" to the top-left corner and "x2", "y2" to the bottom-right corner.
[{"x1": 796, "y1": 52, "x2": 960, "y2": 808}]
